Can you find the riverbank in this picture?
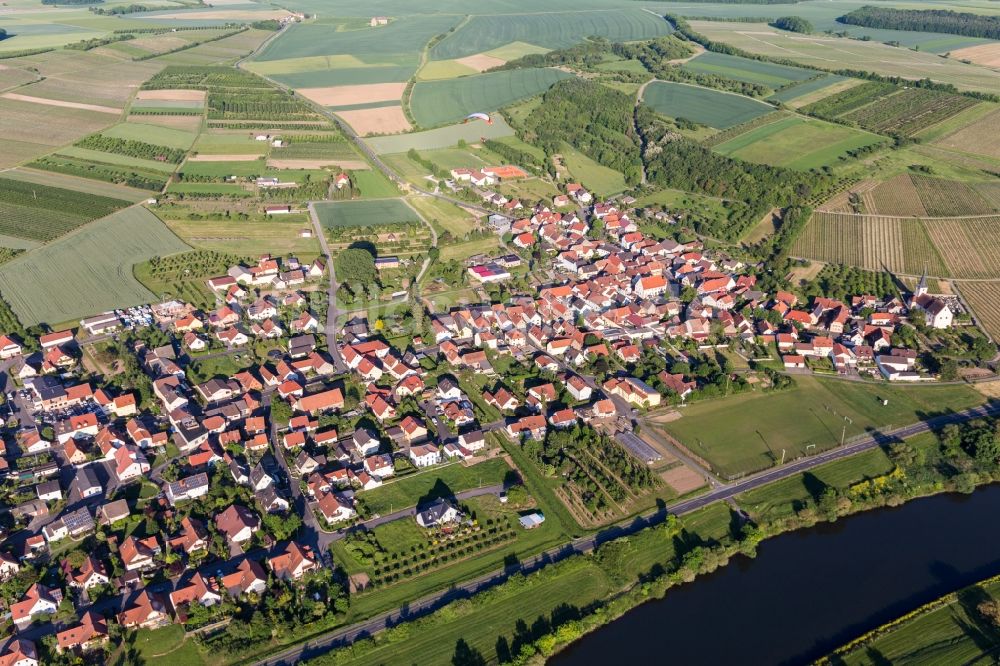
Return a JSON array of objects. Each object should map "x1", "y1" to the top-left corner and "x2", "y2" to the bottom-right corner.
[
  {"x1": 821, "y1": 570, "x2": 1000, "y2": 664},
  {"x1": 307, "y1": 416, "x2": 1000, "y2": 665}
]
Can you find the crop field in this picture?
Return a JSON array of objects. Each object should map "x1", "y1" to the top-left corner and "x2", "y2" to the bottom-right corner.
[
  {"x1": 681, "y1": 51, "x2": 814, "y2": 88},
  {"x1": 863, "y1": 174, "x2": 928, "y2": 217},
  {"x1": 711, "y1": 115, "x2": 883, "y2": 170},
  {"x1": 268, "y1": 65, "x2": 417, "y2": 89},
  {"x1": 56, "y1": 147, "x2": 179, "y2": 174},
  {"x1": 0, "y1": 177, "x2": 131, "y2": 242},
  {"x1": 314, "y1": 199, "x2": 420, "y2": 228},
  {"x1": 365, "y1": 116, "x2": 515, "y2": 154},
  {"x1": 410, "y1": 68, "x2": 573, "y2": 127},
  {"x1": 932, "y1": 107, "x2": 1000, "y2": 161},
  {"x1": 12, "y1": 59, "x2": 161, "y2": 108},
  {"x1": 29, "y1": 153, "x2": 171, "y2": 192},
  {"x1": 642, "y1": 81, "x2": 773, "y2": 129},
  {"x1": 973, "y1": 182, "x2": 1000, "y2": 208},
  {"x1": 958, "y1": 282, "x2": 1000, "y2": 340},
  {"x1": 911, "y1": 176, "x2": 999, "y2": 217},
  {"x1": 658, "y1": 375, "x2": 983, "y2": 478},
  {"x1": 0, "y1": 167, "x2": 150, "y2": 202},
  {"x1": 791, "y1": 211, "x2": 947, "y2": 277},
  {"x1": 0, "y1": 207, "x2": 190, "y2": 325},
  {"x1": 165, "y1": 183, "x2": 249, "y2": 196},
  {"x1": 254, "y1": 16, "x2": 460, "y2": 61},
  {"x1": 430, "y1": 9, "x2": 671, "y2": 61},
  {"x1": 101, "y1": 122, "x2": 198, "y2": 150},
  {"x1": 692, "y1": 21, "x2": 1000, "y2": 94},
  {"x1": 922, "y1": 216, "x2": 1000, "y2": 279},
  {"x1": 163, "y1": 217, "x2": 319, "y2": 257},
  {"x1": 0, "y1": 97, "x2": 117, "y2": 168},
  {"x1": 839, "y1": 88, "x2": 978, "y2": 138},
  {"x1": 352, "y1": 170, "x2": 399, "y2": 198},
  {"x1": 767, "y1": 74, "x2": 853, "y2": 105},
  {"x1": 417, "y1": 60, "x2": 478, "y2": 81}
]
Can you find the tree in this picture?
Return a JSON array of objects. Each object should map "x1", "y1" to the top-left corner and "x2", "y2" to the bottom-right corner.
[
  {"x1": 335, "y1": 248, "x2": 376, "y2": 289},
  {"x1": 771, "y1": 16, "x2": 813, "y2": 33}
]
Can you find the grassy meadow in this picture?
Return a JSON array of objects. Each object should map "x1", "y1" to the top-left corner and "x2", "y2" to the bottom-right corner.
[
  {"x1": 658, "y1": 377, "x2": 984, "y2": 478},
  {"x1": 643, "y1": 81, "x2": 774, "y2": 129}
]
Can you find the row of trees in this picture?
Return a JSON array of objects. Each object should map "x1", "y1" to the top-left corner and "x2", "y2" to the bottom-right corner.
[{"x1": 838, "y1": 7, "x2": 1000, "y2": 40}]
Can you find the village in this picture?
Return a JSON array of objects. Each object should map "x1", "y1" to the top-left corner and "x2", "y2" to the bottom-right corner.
[{"x1": 0, "y1": 185, "x2": 977, "y2": 665}]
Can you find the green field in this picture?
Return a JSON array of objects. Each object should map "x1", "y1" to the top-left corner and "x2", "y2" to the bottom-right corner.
[
  {"x1": 165, "y1": 182, "x2": 250, "y2": 196},
  {"x1": 270, "y1": 65, "x2": 417, "y2": 88},
  {"x1": 431, "y1": 9, "x2": 672, "y2": 60},
  {"x1": 0, "y1": 167, "x2": 151, "y2": 202},
  {"x1": 643, "y1": 81, "x2": 774, "y2": 129},
  {"x1": 406, "y1": 195, "x2": 477, "y2": 237},
  {"x1": 737, "y1": 445, "x2": 896, "y2": 523},
  {"x1": 417, "y1": 59, "x2": 478, "y2": 81},
  {"x1": 359, "y1": 458, "x2": 512, "y2": 516},
  {"x1": 438, "y1": 236, "x2": 501, "y2": 262},
  {"x1": 56, "y1": 146, "x2": 179, "y2": 173},
  {"x1": 253, "y1": 15, "x2": 461, "y2": 61},
  {"x1": 331, "y1": 558, "x2": 613, "y2": 666},
  {"x1": 838, "y1": 570, "x2": 1000, "y2": 665},
  {"x1": 560, "y1": 142, "x2": 627, "y2": 196},
  {"x1": 0, "y1": 206, "x2": 190, "y2": 325},
  {"x1": 352, "y1": 169, "x2": 400, "y2": 198},
  {"x1": 768, "y1": 74, "x2": 850, "y2": 104},
  {"x1": 410, "y1": 68, "x2": 573, "y2": 127},
  {"x1": 365, "y1": 117, "x2": 515, "y2": 154},
  {"x1": 314, "y1": 199, "x2": 420, "y2": 228},
  {"x1": 682, "y1": 51, "x2": 815, "y2": 88},
  {"x1": 101, "y1": 122, "x2": 198, "y2": 150},
  {"x1": 693, "y1": 20, "x2": 1000, "y2": 94},
  {"x1": 659, "y1": 376, "x2": 984, "y2": 478},
  {"x1": 712, "y1": 116, "x2": 884, "y2": 170},
  {"x1": 0, "y1": 177, "x2": 132, "y2": 242}
]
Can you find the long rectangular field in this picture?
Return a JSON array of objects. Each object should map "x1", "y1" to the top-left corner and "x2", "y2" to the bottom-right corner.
[
  {"x1": 692, "y1": 21, "x2": 1000, "y2": 94},
  {"x1": 682, "y1": 51, "x2": 815, "y2": 88},
  {"x1": 430, "y1": 9, "x2": 672, "y2": 61}
]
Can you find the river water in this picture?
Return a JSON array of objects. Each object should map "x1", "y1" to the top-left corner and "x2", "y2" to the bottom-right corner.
[{"x1": 551, "y1": 485, "x2": 1000, "y2": 665}]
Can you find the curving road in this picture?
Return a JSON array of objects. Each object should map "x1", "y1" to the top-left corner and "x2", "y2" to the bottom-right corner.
[{"x1": 250, "y1": 401, "x2": 1000, "y2": 666}]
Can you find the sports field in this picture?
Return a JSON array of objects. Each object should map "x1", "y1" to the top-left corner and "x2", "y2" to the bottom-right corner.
[
  {"x1": 0, "y1": 207, "x2": 190, "y2": 325},
  {"x1": 430, "y1": 9, "x2": 672, "y2": 61},
  {"x1": 658, "y1": 376, "x2": 984, "y2": 478},
  {"x1": 314, "y1": 199, "x2": 420, "y2": 229},
  {"x1": 643, "y1": 81, "x2": 774, "y2": 129},
  {"x1": 365, "y1": 117, "x2": 515, "y2": 154},
  {"x1": 682, "y1": 51, "x2": 815, "y2": 88},
  {"x1": 712, "y1": 116, "x2": 883, "y2": 170},
  {"x1": 410, "y1": 68, "x2": 573, "y2": 127},
  {"x1": 693, "y1": 21, "x2": 1000, "y2": 94}
]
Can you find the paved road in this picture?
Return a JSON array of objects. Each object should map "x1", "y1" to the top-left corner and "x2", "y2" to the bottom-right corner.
[
  {"x1": 307, "y1": 202, "x2": 348, "y2": 376},
  {"x1": 251, "y1": 401, "x2": 1000, "y2": 665}
]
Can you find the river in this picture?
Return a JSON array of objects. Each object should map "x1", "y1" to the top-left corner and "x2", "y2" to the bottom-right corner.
[{"x1": 551, "y1": 485, "x2": 1000, "y2": 665}]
